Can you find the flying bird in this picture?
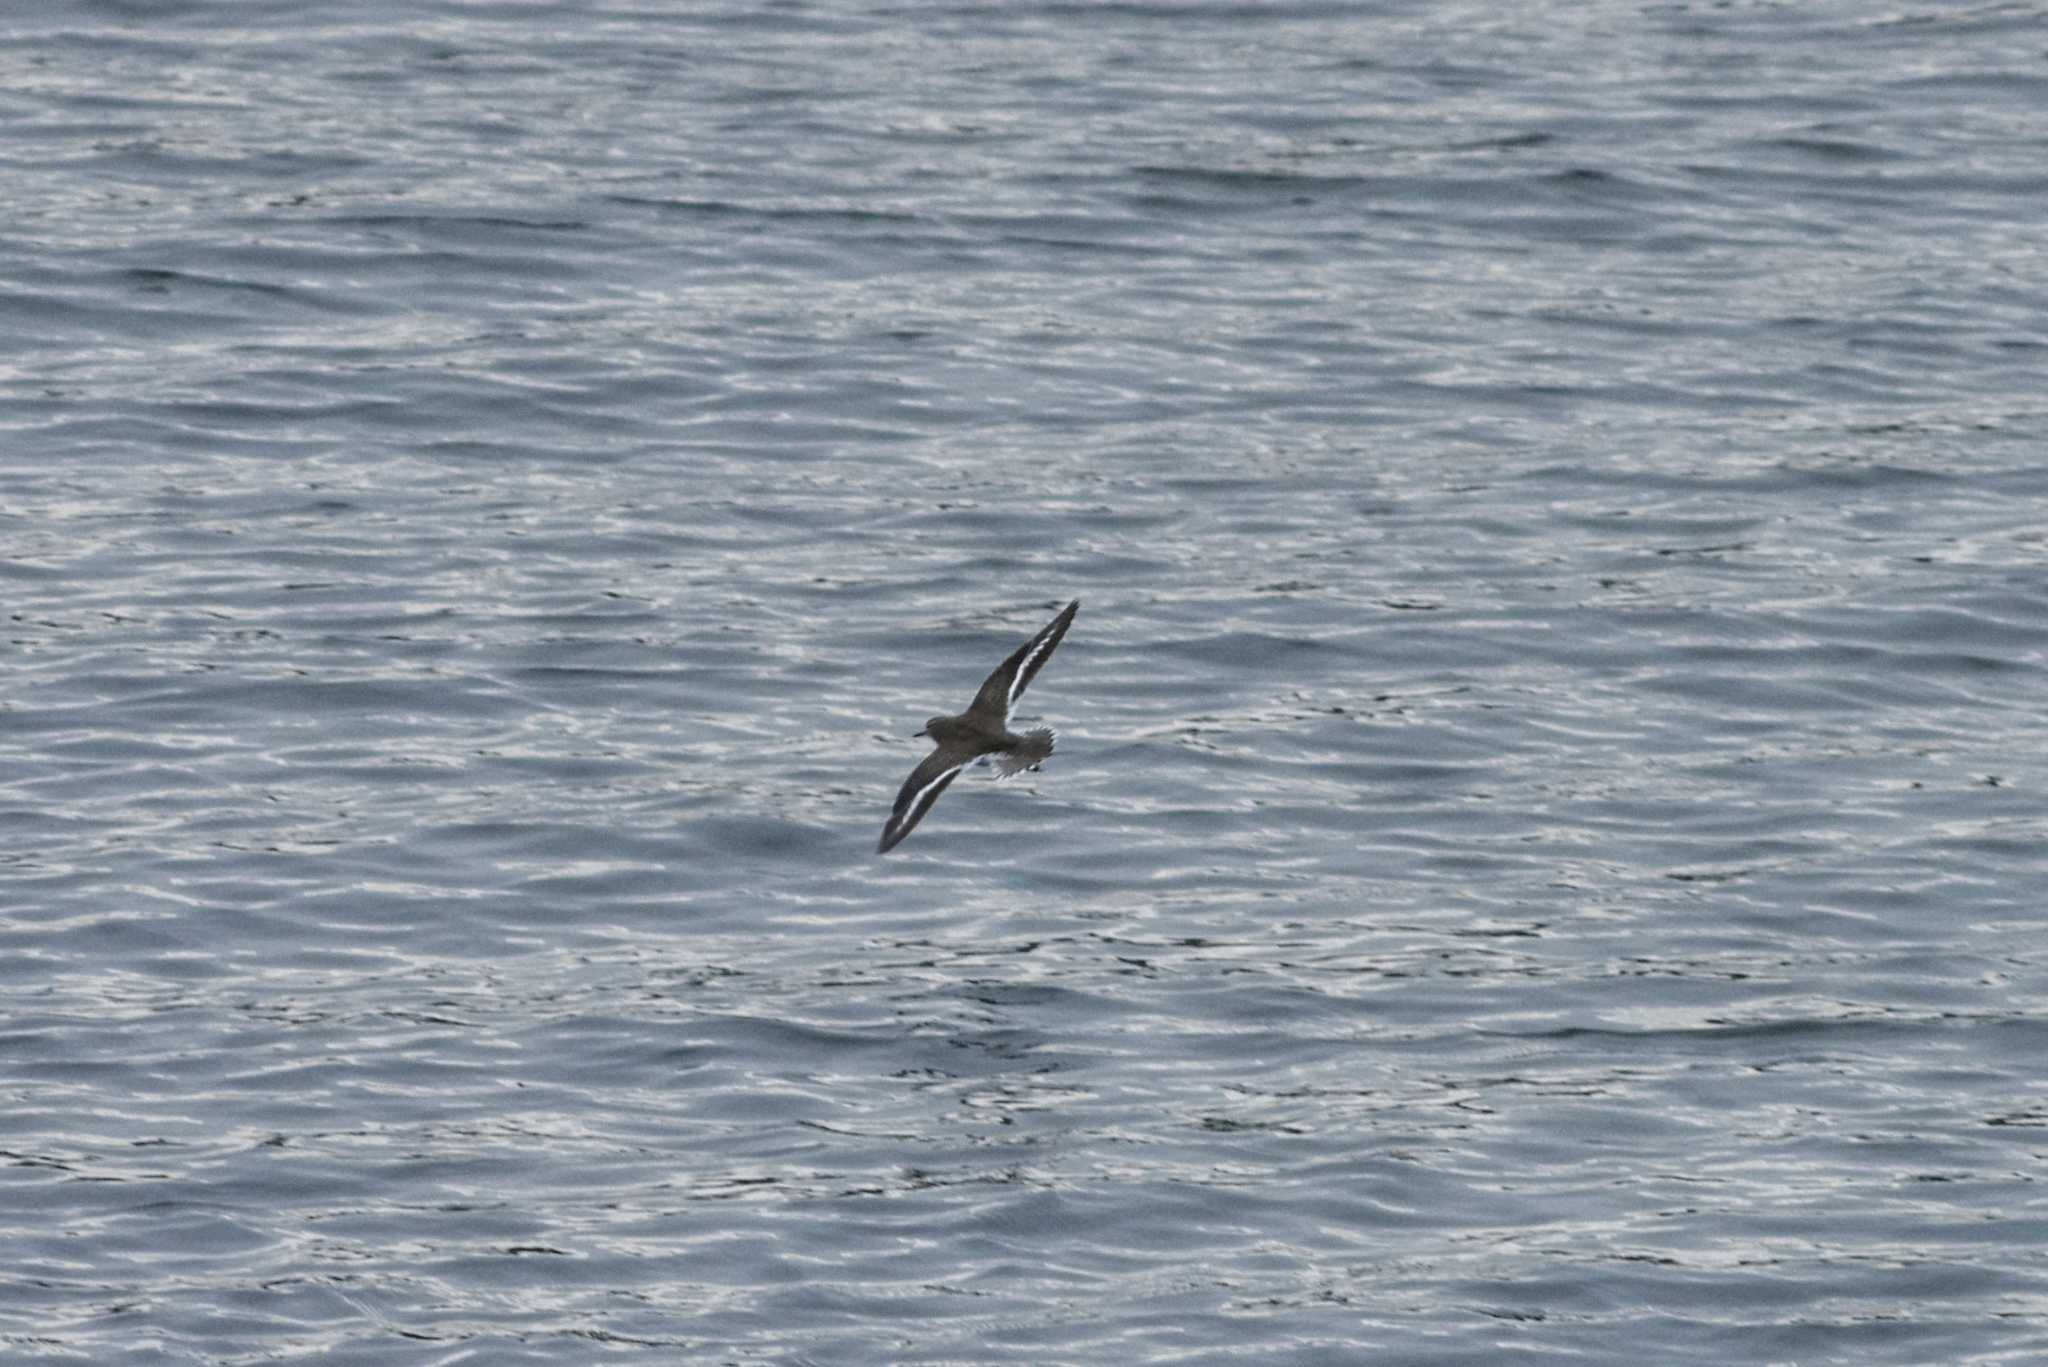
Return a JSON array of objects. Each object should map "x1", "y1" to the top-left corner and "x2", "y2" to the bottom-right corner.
[{"x1": 877, "y1": 598, "x2": 1080, "y2": 854}]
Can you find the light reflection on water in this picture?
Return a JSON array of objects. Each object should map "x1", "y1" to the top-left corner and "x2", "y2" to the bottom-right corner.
[{"x1": 3, "y1": 1, "x2": 2047, "y2": 1362}]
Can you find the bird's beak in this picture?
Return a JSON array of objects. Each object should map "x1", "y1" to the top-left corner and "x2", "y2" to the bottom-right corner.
[{"x1": 913, "y1": 728, "x2": 927, "y2": 738}]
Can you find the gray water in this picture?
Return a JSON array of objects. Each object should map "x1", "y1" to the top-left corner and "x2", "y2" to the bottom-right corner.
[{"x1": 4, "y1": 2, "x2": 2047, "y2": 1363}]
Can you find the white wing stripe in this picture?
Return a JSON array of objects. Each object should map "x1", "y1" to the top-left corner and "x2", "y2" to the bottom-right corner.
[
  {"x1": 1007, "y1": 630, "x2": 1058, "y2": 707},
  {"x1": 883, "y1": 763, "x2": 965, "y2": 846}
]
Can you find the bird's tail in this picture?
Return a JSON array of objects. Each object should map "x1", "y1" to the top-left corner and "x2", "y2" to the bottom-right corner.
[{"x1": 994, "y1": 727, "x2": 1056, "y2": 778}]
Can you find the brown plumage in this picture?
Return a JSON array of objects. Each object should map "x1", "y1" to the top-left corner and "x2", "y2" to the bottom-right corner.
[{"x1": 877, "y1": 599, "x2": 1079, "y2": 854}]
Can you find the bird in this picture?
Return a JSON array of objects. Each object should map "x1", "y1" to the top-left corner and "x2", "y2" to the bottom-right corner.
[{"x1": 877, "y1": 598, "x2": 1080, "y2": 854}]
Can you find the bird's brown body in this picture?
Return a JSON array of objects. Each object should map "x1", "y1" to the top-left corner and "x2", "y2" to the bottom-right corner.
[{"x1": 877, "y1": 599, "x2": 1079, "y2": 854}]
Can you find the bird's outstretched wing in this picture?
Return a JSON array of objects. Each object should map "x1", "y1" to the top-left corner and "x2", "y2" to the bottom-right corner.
[
  {"x1": 967, "y1": 598, "x2": 1079, "y2": 724},
  {"x1": 878, "y1": 746, "x2": 972, "y2": 853}
]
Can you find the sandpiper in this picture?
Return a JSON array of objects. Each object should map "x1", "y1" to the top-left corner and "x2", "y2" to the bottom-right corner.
[{"x1": 877, "y1": 598, "x2": 1080, "y2": 854}]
